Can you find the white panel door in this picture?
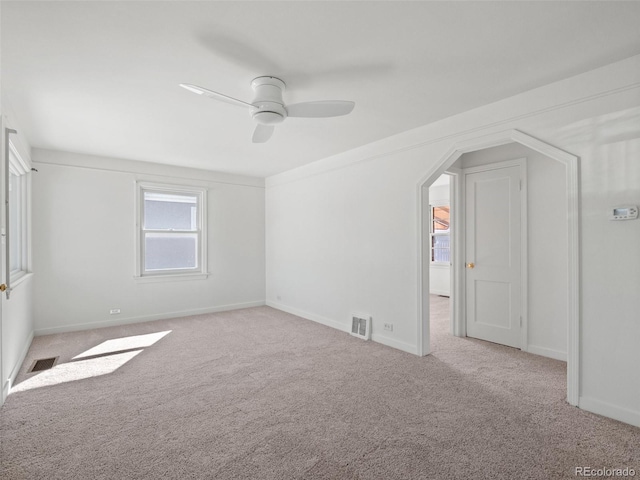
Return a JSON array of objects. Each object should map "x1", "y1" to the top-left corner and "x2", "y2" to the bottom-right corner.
[{"x1": 465, "y1": 164, "x2": 522, "y2": 348}]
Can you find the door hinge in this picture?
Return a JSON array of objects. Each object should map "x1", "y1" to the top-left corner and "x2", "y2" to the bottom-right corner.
[{"x1": 519, "y1": 180, "x2": 522, "y2": 191}]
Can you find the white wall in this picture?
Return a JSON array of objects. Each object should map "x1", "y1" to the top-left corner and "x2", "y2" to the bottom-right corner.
[
  {"x1": 428, "y1": 178, "x2": 450, "y2": 296},
  {"x1": 265, "y1": 55, "x2": 640, "y2": 426},
  {"x1": 32, "y1": 149, "x2": 265, "y2": 334},
  {"x1": 457, "y1": 143, "x2": 567, "y2": 360}
]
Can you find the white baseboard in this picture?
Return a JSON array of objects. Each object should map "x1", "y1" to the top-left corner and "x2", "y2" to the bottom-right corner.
[
  {"x1": 266, "y1": 301, "x2": 418, "y2": 355},
  {"x1": 579, "y1": 396, "x2": 640, "y2": 428},
  {"x1": 371, "y1": 333, "x2": 418, "y2": 355},
  {"x1": 526, "y1": 344, "x2": 567, "y2": 362},
  {"x1": 34, "y1": 301, "x2": 266, "y2": 336},
  {"x1": 266, "y1": 301, "x2": 349, "y2": 333},
  {"x1": 4, "y1": 330, "x2": 35, "y2": 400},
  {"x1": 429, "y1": 289, "x2": 450, "y2": 297}
]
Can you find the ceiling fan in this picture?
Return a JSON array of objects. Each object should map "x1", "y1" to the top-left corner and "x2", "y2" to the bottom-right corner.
[{"x1": 180, "y1": 76, "x2": 355, "y2": 143}]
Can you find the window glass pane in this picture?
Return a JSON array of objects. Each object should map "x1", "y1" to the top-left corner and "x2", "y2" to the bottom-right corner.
[
  {"x1": 144, "y1": 233, "x2": 197, "y2": 271},
  {"x1": 9, "y1": 172, "x2": 21, "y2": 273},
  {"x1": 143, "y1": 191, "x2": 197, "y2": 231},
  {"x1": 432, "y1": 235, "x2": 450, "y2": 263},
  {"x1": 432, "y1": 206, "x2": 450, "y2": 231}
]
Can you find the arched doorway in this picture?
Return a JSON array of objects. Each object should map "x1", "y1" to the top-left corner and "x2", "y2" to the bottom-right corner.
[{"x1": 417, "y1": 129, "x2": 580, "y2": 406}]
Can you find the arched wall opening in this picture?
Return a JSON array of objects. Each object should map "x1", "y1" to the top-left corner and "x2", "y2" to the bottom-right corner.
[{"x1": 417, "y1": 129, "x2": 580, "y2": 406}]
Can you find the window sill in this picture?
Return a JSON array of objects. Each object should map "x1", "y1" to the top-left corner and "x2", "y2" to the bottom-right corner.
[{"x1": 133, "y1": 272, "x2": 209, "y2": 283}]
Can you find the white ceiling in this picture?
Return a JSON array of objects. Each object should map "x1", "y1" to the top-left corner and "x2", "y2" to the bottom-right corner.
[{"x1": 2, "y1": 1, "x2": 640, "y2": 178}]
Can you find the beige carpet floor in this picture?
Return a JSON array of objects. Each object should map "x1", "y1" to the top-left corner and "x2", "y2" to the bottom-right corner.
[{"x1": 1, "y1": 297, "x2": 638, "y2": 479}]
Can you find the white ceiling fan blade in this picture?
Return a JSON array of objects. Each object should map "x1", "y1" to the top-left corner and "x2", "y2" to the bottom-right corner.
[
  {"x1": 286, "y1": 100, "x2": 355, "y2": 118},
  {"x1": 252, "y1": 124, "x2": 274, "y2": 143},
  {"x1": 179, "y1": 84, "x2": 254, "y2": 109}
]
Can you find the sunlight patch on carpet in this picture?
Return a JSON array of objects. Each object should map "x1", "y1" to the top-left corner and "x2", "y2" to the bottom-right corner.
[
  {"x1": 12, "y1": 350, "x2": 143, "y2": 393},
  {"x1": 73, "y1": 330, "x2": 172, "y2": 360}
]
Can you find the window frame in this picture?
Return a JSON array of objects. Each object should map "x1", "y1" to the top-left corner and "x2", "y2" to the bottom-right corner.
[
  {"x1": 429, "y1": 204, "x2": 450, "y2": 265},
  {"x1": 135, "y1": 181, "x2": 208, "y2": 281},
  {"x1": 8, "y1": 142, "x2": 30, "y2": 284}
]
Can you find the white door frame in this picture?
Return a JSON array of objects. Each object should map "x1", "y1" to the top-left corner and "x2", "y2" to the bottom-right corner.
[
  {"x1": 0, "y1": 117, "x2": 4, "y2": 406},
  {"x1": 417, "y1": 129, "x2": 580, "y2": 406}
]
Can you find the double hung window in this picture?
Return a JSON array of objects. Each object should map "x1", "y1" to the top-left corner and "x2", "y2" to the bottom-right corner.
[
  {"x1": 8, "y1": 145, "x2": 29, "y2": 282},
  {"x1": 137, "y1": 182, "x2": 206, "y2": 277},
  {"x1": 430, "y1": 205, "x2": 450, "y2": 264}
]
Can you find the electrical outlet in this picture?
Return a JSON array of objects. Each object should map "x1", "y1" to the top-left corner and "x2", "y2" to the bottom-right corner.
[
  {"x1": 384, "y1": 323, "x2": 393, "y2": 332},
  {"x1": 109, "y1": 309, "x2": 121, "y2": 315}
]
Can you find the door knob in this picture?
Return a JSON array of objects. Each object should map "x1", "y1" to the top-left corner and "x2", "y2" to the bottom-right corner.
[
  {"x1": 466, "y1": 263, "x2": 475, "y2": 269},
  {"x1": 0, "y1": 284, "x2": 6, "y2": 291}
]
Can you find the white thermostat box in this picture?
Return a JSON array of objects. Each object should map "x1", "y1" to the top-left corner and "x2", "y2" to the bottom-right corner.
[{"x1": 609, "y1": 205, "x2": 638, "y2": 221}]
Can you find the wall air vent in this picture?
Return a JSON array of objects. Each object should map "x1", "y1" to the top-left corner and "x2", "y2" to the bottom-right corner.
[{"x1": 350, "y1": 314, "x2": 371, "y2": 340}]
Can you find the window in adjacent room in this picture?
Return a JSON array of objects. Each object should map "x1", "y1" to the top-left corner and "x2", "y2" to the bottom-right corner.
[
  {"x1": 430, "y1": 205, "x2": 450, "y2": 263},
  {"x1": 136, "y1": 182, "x2": 207, "y2": 278},
  {"x1": 8, "y1": 144, "x2": 30, "y2": 282}
]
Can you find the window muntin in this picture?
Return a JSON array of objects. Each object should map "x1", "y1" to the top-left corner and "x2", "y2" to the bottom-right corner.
[
  {"x1": 137, "y1": 184, "x2": 206, "y2": 277},
  {"x1": 430, "y1": 205, "x2": 450, "y2": 264}
]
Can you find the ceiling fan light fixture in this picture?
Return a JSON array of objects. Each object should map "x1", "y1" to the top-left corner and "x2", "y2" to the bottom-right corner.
[{"x1": 252, "y1": 111, "x2": 284, "y2": 125}]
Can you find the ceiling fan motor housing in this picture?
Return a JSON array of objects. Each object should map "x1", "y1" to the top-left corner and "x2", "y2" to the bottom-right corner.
[{"x1": 251, "y1": 76, "x2": 287, "y2": 125}]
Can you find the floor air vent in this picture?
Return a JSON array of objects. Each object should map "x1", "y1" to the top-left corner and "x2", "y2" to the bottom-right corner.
[
  {"x1": 350, "y1": 314, "x2": 371, "y2": 340},
  {"x1": 28, "y1": 357, "x2": 59, "y2": 373}
]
